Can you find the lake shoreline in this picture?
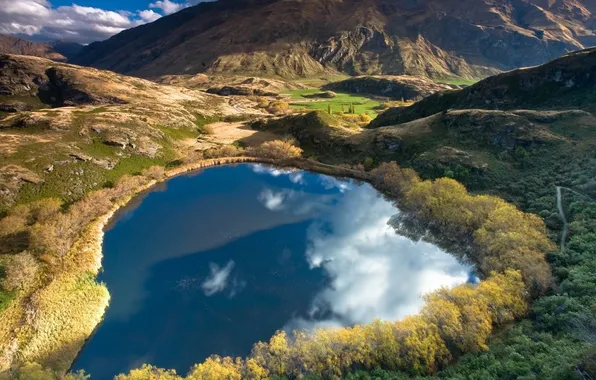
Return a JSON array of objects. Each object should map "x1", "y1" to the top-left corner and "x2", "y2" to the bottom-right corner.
[{"x1": 58, "y1": 156, "x2": 374, "y2": 375}]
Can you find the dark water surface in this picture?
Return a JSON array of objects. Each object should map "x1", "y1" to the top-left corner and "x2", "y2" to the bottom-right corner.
[{"x1": 73, "y1": 164, "x2": 472, "y2": 379}]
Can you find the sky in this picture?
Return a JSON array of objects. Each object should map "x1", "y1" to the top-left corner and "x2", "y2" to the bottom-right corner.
[{"x1": 0, "y1": 0, "x2": 214, "y2": 44}]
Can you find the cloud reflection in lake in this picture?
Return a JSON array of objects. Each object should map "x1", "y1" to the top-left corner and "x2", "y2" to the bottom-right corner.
[{"x1": 252, "y1": 164, "x2": 471, "y2": 330}]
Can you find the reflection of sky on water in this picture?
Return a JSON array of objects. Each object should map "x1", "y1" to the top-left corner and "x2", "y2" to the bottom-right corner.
[
  {"x1": 74, "y1": 164, "x2": 472, "y2": 379},
  {"x1": 251, "y1": 165, "x2": 470, "y2": 330}
]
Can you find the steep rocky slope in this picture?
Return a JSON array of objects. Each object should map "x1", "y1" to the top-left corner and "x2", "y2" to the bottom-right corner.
[
  {"x1": 0, "y1": 35, "x2": 67, "y2": 62},
  {"x1": 72, "y1": 0, "x2": 596, "y2": 79}
]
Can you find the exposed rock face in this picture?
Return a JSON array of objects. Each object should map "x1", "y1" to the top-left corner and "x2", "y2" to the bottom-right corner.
[
  {"x1": 0, "y1": 34, "x2": 67, "y2": 61},
  {"x1": 0, "y1": 54, "x2": 128, "y2": 109},
  {"x1": 371, "y1": 47, "x2": 596, "y2": 128},
  {"x1": 324, "y1": 76, "x2": 454, "y2": 100},
  {"x1": 71, "y1": 0, "x2": 596, "y2": 79}
]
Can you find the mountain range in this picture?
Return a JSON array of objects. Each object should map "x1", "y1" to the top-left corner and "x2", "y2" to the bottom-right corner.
[{"x1": 71, "y1": 0, "x2": 596, "y2": 79}]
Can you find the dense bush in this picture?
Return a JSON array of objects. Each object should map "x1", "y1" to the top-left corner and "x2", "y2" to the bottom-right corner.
[
  {"x1": 266, "y1": 101, "x2": 290, "y2": 115},
  {"x1": 246, "y1": 140, "x2": 303, "y2": 160}
]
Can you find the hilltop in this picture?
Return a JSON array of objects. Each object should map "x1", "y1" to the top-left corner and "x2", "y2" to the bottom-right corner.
[{"x1": 71, "y1": 0, "x2": 596, "y2": 79}]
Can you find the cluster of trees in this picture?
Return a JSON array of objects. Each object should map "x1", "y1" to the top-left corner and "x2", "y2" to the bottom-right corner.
[
  {"x1": 0, "y1": 170, "x2": 162, "y2": 374},
  {"x1": 372, "y1": 162, "x2": 554, "y2": 297},
  {"x1": 351, "y1": 148, "x2": 596, "y2": 379},
  {"x1": 0, "y1": 173, "x2": 154, "y2": 270},
  {"x1": 0, "y1": 362, "x2": 88, "y2": 380},
  {"x1": 114, "y1": 161, "x2": 552, "y2": 380},
  {"x1": 115, "y1": 271, "x2": 526, "y2": 380}
]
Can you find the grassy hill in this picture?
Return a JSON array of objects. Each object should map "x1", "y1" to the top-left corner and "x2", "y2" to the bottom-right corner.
[{"x1": 371, "y1": 48, "x2": 596, "y2": 128}]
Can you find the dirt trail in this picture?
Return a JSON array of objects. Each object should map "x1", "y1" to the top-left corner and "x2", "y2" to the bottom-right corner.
[
  {"x1": 556, "y1": 186, "x2": 568, "y2": 250},
  {"x1": 556, "y1": 186, "x2": 595, "y2": 250}
]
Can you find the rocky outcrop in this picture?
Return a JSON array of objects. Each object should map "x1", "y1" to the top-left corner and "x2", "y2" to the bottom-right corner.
[
  {"x1": 0, "y1": 54, "x2": 126, "y2": 109},
  {"x1": 71, "y1": 0, "x2": 596, "y2": 79}
]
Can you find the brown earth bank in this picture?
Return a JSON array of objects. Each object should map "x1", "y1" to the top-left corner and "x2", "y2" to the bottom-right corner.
[{"x1": 71, "y1": 0, "x2": 596, "y2": 79}]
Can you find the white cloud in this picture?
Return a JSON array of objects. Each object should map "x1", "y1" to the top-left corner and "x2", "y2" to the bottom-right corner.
[
  {"x1": 0, "y1": 0, "x2": 194, "y2": 43},
  {"x1": 139, "y1": 9, "x2": 162, "y2": 22},
  {"x1": 149, "y1": 0, "x2": 184, "y2": 15},
  {"x1": 251, "y1": 164, "x2": 297, "y2": 178},
  {"x1": 251, "y1": 164, "x2": 307, "y2": 185},
  {"x1": 289, "y1": 172, "x2": 305, "y2": 185},
  {"x1": 258, "y1": 189, "x2": 292, "y2": 211},
  {"x1": 286, "y1": 183, "x2": 471, "y2": 331},
  {"x1": 319, "y1": 175, "x2": 350, "y2": 192},
  {"x1": 201, "y1": 260, "x2": 235, "y2": 296}
]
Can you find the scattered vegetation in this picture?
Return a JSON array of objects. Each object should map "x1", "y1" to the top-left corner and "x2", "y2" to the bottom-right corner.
[{"x1": 435, "y1": 78, "x2": 479, "y2": 86}]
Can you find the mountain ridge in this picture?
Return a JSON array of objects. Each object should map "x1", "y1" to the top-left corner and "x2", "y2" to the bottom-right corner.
[{"x1": 72, "y1": 0, "x2": 596, "y2": 79}]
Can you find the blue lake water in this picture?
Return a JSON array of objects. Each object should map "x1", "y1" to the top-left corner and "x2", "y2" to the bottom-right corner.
[{"x1": 73, "y1": 164, "x2": 473, "y2": 379}]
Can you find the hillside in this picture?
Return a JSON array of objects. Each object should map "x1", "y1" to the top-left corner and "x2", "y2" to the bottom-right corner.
[
  {"x1": 0, "y1": 54, "x2": 268, "y2": 212},
  {"x1": 322, "y1": 75, "x2": 456, "y2": 100},
  {"x1": 0, "y1": 35, "x2": 67, "y2": 62},
  {"x1": 371, "y1": 47, "x2": 596, "y2": 128},
  {"x1": 71, "y1": 0, "x2": 596, "y2": 79}
]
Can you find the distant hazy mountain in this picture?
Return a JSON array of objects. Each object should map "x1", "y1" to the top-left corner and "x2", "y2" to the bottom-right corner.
[
  {"x1": 0, "y1": 34, "x2": 67, "y2": 61},
  {"x1": 50, "y1": 41, "x2": 85, "y2": 60},
  {"x1": 71, "y1": 0, "x2": 596, "y2": 79}
]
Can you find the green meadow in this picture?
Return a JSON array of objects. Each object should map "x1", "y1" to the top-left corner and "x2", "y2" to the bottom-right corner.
[{"x1": 283, "y1": 89, "x2": 381, "y2": 118}]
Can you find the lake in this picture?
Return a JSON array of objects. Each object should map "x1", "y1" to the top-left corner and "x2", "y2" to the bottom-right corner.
[{"x1": 73, "y1": 164, "x2": 473, "y2": 379}]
